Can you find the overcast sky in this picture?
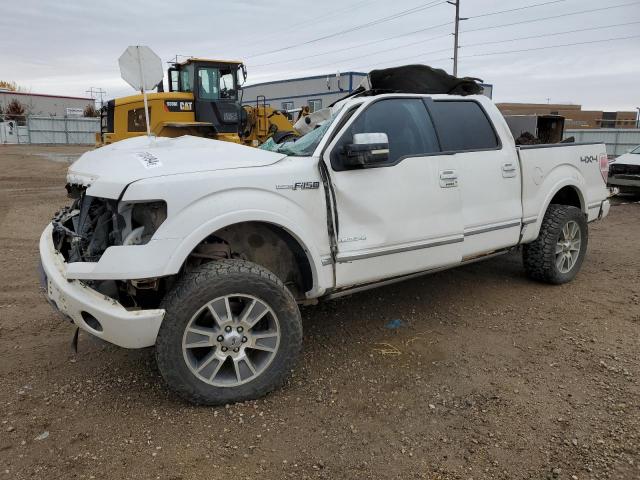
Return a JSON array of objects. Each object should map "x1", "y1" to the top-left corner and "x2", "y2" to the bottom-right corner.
[{"x1": 2, "y1": 0, "x2": 639, "y2": 110}]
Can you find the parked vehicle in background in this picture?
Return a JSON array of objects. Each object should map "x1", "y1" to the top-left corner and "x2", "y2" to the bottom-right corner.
[
  {"x1": 608, "y1": 145, "x2": 640, "y2": 194},
  {"x1": 39, "y1": 66, "x2": 611, "y2": 405}
]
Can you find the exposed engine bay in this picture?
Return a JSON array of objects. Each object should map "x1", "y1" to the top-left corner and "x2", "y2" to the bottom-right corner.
[
  {"x1": 51, "y1": 184, "x2": 168, "y2": 307},
  {"x1": 52, "y1": 186, "x2": 167, "y2": 263}
]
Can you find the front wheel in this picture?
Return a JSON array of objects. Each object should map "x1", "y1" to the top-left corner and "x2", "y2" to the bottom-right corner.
[
  {"x1": 523, "y1": 204, "x2": 588, "y2": 284},
  {"x1": 156, "y1": 259, "x2": 302, "y2": 405}
]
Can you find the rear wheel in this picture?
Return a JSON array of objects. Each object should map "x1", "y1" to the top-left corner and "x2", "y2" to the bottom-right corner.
[
  {"x1": 523, "y1": 204, "x2": 588, "y2": 284},
  {"x1": 156, "y1": 259, "x2": 302, "y2": 405}
]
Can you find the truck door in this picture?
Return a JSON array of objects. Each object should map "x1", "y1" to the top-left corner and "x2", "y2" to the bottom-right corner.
[
  {"x1": 427, "y1": 99, "x2": 522, "y2": 258},
  {"x1": 322, "y1": 98, "x2": 463, "y2": 288}
]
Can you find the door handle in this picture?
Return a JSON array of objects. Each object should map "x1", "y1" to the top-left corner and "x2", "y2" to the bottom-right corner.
[
  {"x1": 439, "y1": 169, "x2": 458, "y2": 188},
  {"x1": 439, "y1": 169, "x2": 458, "y2": 180},
  {"x1": 502, "y1": 162, "x2": 517, "y2": 178}
]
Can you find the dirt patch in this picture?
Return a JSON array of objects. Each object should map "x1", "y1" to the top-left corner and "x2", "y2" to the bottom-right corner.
[{"x1": 0, "y1": 145, "x2": 638, "y2": 479}]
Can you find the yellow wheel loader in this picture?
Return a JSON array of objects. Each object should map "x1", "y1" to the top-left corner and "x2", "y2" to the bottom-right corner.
[{"x1": 99, "y1": 58, "x2": 297, "y2": 146}]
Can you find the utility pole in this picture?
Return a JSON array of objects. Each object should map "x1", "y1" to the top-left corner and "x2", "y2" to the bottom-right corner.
[
  {"x1": 86, "y1": 87, "x2": 106, "y2": 109},
  {"x1": 447, "y1": 1, "x2": 466, "y2": 77}
]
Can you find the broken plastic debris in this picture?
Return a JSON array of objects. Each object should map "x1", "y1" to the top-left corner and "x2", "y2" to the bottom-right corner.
[{"x1": 385, "y1": 319, "x2": 403, "y2": 329}]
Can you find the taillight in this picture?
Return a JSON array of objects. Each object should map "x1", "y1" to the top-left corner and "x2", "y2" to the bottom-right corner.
[{"x1": 599, "y1": 153, "x2": 609, "y2": 183}]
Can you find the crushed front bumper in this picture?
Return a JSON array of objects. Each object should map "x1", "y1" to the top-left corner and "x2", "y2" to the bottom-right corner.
[
  {"x1": 39, "y1": 223, "x2": 165, "y2": 348},
  {"x1": 608, "y1": 174, "x2": 640, "y2": 192}
]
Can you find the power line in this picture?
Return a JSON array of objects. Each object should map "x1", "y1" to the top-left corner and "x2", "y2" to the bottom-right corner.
[
  {"x1": 462, "y1": 34, "x2": 640, "y2": 58},
  {"x1": 247, "y1": 0, "x2": 607, "y2": 70},
  {"x1": 299, "y1": 38, "x2": 452, "y2": 72},
  {"x1": 354, "y1": 33, "x2": 640, "y2": 71},
  {"x1": 259, "y1": 17, "x2": 640, "y2": 73},
  {"x1": 470, "y1": 0, "x2": 566, "y2": 19},
  {"x1": 249, "y1": 25, "x2": 452, "y2": 68},
  {"x1": 299, "y1": 2, "x2": 640, "y2": 72},
  {"x1": 86, "y1": 87, "x2": 106, "y2": 109},
  {"x1": 460, "y1": 21, "x2": 640, "y2": 48},
  {"x1": 233, "y1": 0, "x2": 380, "y2": 51},
  {"x1": 309, "y1": 0, "x2": 378, "y2": 24},
  {"x1": 245, "y1": 0, "x2": 640, "y2": 82},
  {"x1": 463, "y1": 1, "x2": 640, "y2": 33},
  {"x1": 244, "y1": 0, "x2": 445, "y2": 59},
  {"x1": 255, "y1": 33, "x2": 452, "y2": 71}
]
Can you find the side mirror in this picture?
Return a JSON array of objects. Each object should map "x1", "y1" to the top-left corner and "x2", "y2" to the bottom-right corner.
[
  {"x1": 238, "y1": 64, "x2": 247, "y2": 86},
  {"x1": 342, "y1": 132, "x2": 389, "y2": 168}
]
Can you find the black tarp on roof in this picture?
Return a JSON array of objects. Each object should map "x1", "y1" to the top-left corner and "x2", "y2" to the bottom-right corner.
[
  {"x1": 368, "y1": 64, "x2": 482, "y2": 95},
  {"x1": 331, "y1": 64, "x2": 483, "y2": 106}
]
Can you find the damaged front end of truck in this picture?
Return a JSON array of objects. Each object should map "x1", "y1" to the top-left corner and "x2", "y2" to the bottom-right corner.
[{"x1": 51, "y1": 184, "x2": 168, "y2": 306}]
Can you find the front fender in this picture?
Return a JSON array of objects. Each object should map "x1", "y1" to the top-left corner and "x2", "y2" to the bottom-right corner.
[{"x1": 157, "y1": 188, "x2": 333, "y2": 297}]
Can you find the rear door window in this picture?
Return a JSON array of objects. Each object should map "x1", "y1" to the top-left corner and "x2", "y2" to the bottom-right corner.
[{"x1": 429, "y1": 100, "x2": 499, "y2": 151}]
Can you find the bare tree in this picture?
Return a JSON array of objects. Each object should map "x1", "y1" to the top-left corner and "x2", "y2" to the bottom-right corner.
[
  {"x1": 83, "y1": 103, "x2": 100, "y2": 118},
  {"x1": 5, "y1": 99, "x2": 26, "y2": 123},
  {"x1": 0, "y1": 80, "x2": 21, "y2": 92}
]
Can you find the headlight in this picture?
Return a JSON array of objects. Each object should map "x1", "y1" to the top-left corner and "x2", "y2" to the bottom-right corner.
[{"x1": 120, "y1": 201, "x2": 167, "y2": 246}]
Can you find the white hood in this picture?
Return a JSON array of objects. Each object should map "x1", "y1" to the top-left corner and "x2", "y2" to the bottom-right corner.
[
  {"x1": 612, "y1": 151, "x2": 640, "y2": 166},
  {"x1": 68, "y1": 135, "x2": 287, "y2": 198}
]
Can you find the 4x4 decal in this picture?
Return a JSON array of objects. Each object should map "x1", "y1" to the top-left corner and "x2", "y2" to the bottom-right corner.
[{"x1": 580, "y1": 155, "x2": 598, "y2": 164}]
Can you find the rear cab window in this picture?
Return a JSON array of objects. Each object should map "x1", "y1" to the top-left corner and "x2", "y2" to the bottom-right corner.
[{"x1": 428, "y1": 100, "x2": 500, "y2": 152}]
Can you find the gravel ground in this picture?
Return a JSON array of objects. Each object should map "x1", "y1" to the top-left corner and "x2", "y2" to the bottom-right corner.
[{"x1": 0, "y1": 145, "x2": 638, "y2": 480}]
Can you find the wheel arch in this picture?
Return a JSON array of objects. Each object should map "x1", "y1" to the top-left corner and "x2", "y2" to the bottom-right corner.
[
  {"x1": 547, "y1": 184, "x2": 585, "y2": 212},
  {"x1": 163, "y1": 211, "x2": 327, "y2": 300},
  {"x1": 192, "y1": 220, "x2": 315, "y2": 300},
  {"x1": 522, "y1": 179, "x2": 587, "y2": 244}
]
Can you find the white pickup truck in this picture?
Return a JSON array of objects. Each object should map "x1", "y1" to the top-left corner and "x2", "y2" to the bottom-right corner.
[{"x1": 40, "y1": 92, "x2": 610, "y2": 405}]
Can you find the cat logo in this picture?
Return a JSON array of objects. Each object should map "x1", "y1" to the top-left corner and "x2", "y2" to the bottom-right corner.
[{"x1": 164, "y1": 101, "x2": 193, "y2": 112}]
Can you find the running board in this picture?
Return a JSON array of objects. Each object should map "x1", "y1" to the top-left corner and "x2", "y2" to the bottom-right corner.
[{"x1": 321, "y1": 248, "x2": 513, "y2": 301}]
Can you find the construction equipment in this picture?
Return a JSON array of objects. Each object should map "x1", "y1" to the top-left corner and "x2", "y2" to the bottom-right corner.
[{"x1": 99, "y1": 58, "x2": 296, "y2": 146}]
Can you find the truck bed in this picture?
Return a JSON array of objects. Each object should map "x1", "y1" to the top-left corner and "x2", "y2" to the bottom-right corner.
[{"x1": 517, "y1": 142, "x2": 608, "y2": 243}]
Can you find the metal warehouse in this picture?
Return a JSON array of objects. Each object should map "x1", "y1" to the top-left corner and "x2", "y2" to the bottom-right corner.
[
  {"x1": 241, "y1": 72, "x2": 367, "y2": 116},
  {"x1": 0, "y1": 90, "x2": 94, "y2": 117}
]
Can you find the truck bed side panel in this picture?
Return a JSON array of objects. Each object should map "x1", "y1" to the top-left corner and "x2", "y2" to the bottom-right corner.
[{"x1": 518, "y1": 142, "x2": 608, "y2": 243}]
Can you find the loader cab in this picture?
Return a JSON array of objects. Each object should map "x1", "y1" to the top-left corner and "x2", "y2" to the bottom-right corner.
[{"x1": 167, "y1": 58, "x2": 247, "y2": 134}]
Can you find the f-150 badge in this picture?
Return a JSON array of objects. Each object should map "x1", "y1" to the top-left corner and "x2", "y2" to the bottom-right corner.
[{"x1": 276, "y1": 181, "x2": 320, "y2": 190}]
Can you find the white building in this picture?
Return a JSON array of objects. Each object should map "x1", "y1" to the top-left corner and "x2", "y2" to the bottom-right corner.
[{"x1": 0, "y1": 90, "x2": 94, "y2": 117}]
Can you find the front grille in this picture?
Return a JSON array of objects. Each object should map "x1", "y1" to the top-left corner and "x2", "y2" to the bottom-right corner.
[{"x1": 609, "y1": 163, "x2": 640, "y2": 176}]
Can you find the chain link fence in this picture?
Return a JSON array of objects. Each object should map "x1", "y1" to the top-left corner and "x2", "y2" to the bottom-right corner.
[{"x1": 0, "y1": 114, "x2": 99, "y2": 145}]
